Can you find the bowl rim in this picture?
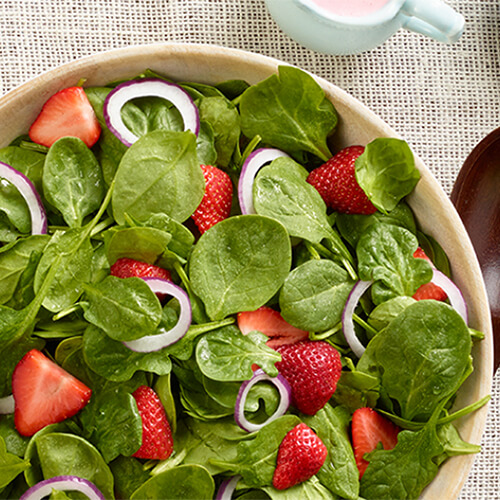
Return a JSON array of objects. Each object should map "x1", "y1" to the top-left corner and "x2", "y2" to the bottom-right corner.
[{"x1": 0, "y1": 42, "x2": 493, "y2": 499}]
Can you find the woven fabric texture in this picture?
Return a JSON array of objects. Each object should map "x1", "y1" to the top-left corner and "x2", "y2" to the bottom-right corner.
[{"x1": 0, "y1": 0, "x2": 499, "y2": 498}]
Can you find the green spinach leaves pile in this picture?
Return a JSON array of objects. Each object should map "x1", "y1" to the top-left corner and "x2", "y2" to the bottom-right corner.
[{"x1": 0, "y1": 66, "x2": 487, "y2": 500}]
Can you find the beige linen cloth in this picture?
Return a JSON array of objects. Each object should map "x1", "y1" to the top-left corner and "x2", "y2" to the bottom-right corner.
[{"x1": 0, "y1": 0, "x2": 498, "y2": 497}]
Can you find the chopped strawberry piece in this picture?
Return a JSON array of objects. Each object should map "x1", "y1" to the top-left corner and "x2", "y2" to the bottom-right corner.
[
  {"x1": 307, "y1": 146, "x2": 377, "y2": 215},
  {"x1": 12, "y1": 349, "x2": 92, "y2": 436},
  {"x1": 412, "y1": 247, "x2": 447, "y2": 301},
  {"x1": 110, "y1": 258, "x2": 171, "y2": 281},
  {"x1": 351, "y1": 407, "x2": 400, "y2": 478},
  {"x1": 132, "y1": 386, "x2": 173, "y2": 460},
  {"x1": 191, "y1": 164, "x2": 233, "y2": 234},
  {"x1": 29, "y1": 86, "x2": 101, "y2": 148},
  {"x1": 413, "y1": 281, "x2": 448, "y2": 301},
  {"x1": 237, "y1": 306, "x2": 309, "y2": 348},
  {"x1": 275, "y1": 341, "x2": 342, "y2": 415},
  {"x1": 273, "y1": 423, "x2": 327, "y2": 490}
]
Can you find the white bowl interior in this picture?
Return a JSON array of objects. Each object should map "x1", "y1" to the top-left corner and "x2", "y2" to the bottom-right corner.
[{"x1": 0, "y1": 43, "x2": 492, "y2": 499}]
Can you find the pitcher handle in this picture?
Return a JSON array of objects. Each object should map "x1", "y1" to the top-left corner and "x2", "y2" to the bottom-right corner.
[{"x1": 399, "y1": 0, "x2": 465, "y2": 44}]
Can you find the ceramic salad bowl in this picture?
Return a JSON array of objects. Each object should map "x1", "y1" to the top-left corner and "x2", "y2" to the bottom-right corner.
[{"x1": 0, "y1": 44, "x2": 492, "y2": 499}]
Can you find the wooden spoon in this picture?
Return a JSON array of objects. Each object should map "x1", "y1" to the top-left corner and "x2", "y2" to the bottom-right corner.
[{"x1": 450, "y1": 127, "x2": 500, "y2": 371}]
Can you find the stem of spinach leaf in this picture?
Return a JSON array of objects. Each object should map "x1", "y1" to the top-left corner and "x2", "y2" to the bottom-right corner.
[
  {"x1": 353, "y1": 313, "x2": 378, "y2": 338},
  {"x1": 239, "y1": 135, "x2": 262, "y2": 166},
  {"x1": 19, "y1": 141, "x2": 49, "y2": 154}
]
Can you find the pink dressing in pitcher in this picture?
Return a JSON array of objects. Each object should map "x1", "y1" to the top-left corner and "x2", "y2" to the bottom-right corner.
[{"x1": 308, "y1": 0, "x2": 390, "y2": 17}]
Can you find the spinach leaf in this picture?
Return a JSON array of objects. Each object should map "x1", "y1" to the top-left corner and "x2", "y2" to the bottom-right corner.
[
  {"x1": 82, "y1": 325, "x2": 172, "y2": 381},
  {"x1": 216, "y1": 79, "x2": 250, "y2": 100},
  {"x1": 279, "y1": 259, "x2": 354, "y2": 331},
  {"x1": 127, "y1": 212, "x2": 194, "y2": 260},
  {"x1": 35, "y1": 433, "x2": 115, "y2": 499},
  {"x1": 254, "y1": 158, "x2": 335, "y2": 244},
  {"x1": 104, "y1": 226, "x2": 172, "y2": 265},
  {"x1": 360, "y1": 301, "x2": 472, "y2": 421},
  {"x1": 0, "y1": 146, "x2": 45, "y2": 194},
  {"x1": 109, "y1": 456, "x2": 150, "y2": 500},
  {"x1": 189, "y1": 215, "x2": 291, "y2": 320},
  {"x1": 240, "y1": 66, "x2": 337, "y2": 162},
  {"x1": 0, "y1": 235, "x2": 48, "y2": 305},
  {"x1": 357, "y1": 224, "x2": 432, "y2": 305},
  {"x1": 355, "y1": 138, "x2": 420, "y2": 214},
  {"x1": 303, "y1": 405, "x2": 359, "y2": 499},
  {"x1": 43, "y1": 137, "x2": 105, "y2": 227},
  {"x1": 130, "y1": 464, "x2": 214, "y2": 500},
  {"x1": 331, "y1": 369, "x2": 379, "y2": 413},
  {"x1": 261, "y1": 476, "x2": 337, "y2": 499},
  {"x1": 85, "y1": 87, "x2": 128, "y2": 186},
  {"x1": 0, "y1": 175, "x2": 31, "y2": 234},
  {"x1": 435, "y1": 423, "x2": 481, "y2": 466},
  {"x1": 82, "y1": 276, "x2": 162, "y2": 341},
  {"x1": 178, "y1": 418, "x2": 246, "y2": 474},
  {"x1": 336, "y1": 201, "x2": 416, "y2": 249},
  {"x1": 196, "y1": 326, "x2": 281, "y2": 381},
  {"x1": 417, "y1": 231, "x2": 451, "y2": 277},
  {"x1": 214, "y1": 415, "x2": 302, "y2": 487},
  {"x1": 111, "y1": 130, "x2": 205, "y2": 224},
  {"x1": 0, "y1": 415, "x2": 30, "y2": 458},
  {"x1": 361, "y1": 424, "x2": 443, "y2": 499},
  {"x1": 367, "y1": 296, "x2": 416, "y2": 332},
  {"x1": 198, "y1": 96, "x2": 240, "y2": 167},
  {"x1": 196, "y1": 120, "x2": 218, "y2": 165},
  {"x1": 79, "y1": 386, "x2": 142, "y2": 463},
  {"x1": 154, "y1": 373, "x2": 177, "y2": 433},
  {"x1": 0, "y1": 436, "x2": 31, "y2": 489},
  {"x1": 33, "y1": 228, "x2": 94, "y2": 312}
]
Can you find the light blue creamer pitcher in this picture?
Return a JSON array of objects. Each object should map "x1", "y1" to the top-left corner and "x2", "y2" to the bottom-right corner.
[{"x1": 264, "y1": 0, "x2": 465, "y2": 54}]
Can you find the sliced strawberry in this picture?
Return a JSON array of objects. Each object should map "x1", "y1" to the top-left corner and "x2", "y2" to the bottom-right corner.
[
  {"x1": 237, "y1": 306, "x2": 309, "y2": 348},
  {"x1": 273, "y1": 423, "x2": 328, "y2": 490},
  {"x1": 275, "y1": 341, "x2": 342, "y2": 415},
  {"x1": 12, "y1": 349, "x2": 92, "y2": 436},
  {"x1": 132, "y1": 385, "x2": 173, "y2": 460},
  {"x1": 110, "y1": 258, "x2": 171, "y2": 281},
  {"x1": 351, "y1": 407, "x2": 400, "y2": 478},
  {"x1": 412, "y1": 248, "x2": 447, "y2": 301},
  {"x1": 191, "y1": 164, "x2": 233, "y2": 234},
  {"x1": 29, "y1": 86, "x2": 101, "y2": 148},
  {"x1": 307, "y1": 146, "x2": 377, "y2": 215}
]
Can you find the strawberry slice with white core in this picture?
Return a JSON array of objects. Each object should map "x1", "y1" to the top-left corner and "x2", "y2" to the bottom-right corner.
[
  {"x1": 237, "y1": 306, "x2": 308, "y2": 348},
  {"x1": 29, "y1": 86, "x2": 101, "y2": 148},
  {"x1": 12, "y1": 349, "x2": 92, "y2": 436}
]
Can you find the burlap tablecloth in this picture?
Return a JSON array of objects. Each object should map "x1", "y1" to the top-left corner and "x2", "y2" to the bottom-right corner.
[{"x1": 0, "y1": 1, "x2": 498, "y2": 498}]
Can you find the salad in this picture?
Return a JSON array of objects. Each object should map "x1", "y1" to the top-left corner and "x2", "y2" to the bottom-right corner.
[{"x1": 0, "y1": 65, "x2": 489, "y2": 500}]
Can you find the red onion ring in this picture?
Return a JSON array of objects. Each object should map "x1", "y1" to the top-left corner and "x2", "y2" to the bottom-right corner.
[
  {"x1": 19, "y1": 475, "x2": 105, "y2": 500},
  {"x1": 238, "y1": 148, "x2": 290, "y2": 214},
  {"x1": 103, "y1": 78, "x2": 200, "y2": 146},
  {"x1": 122, "y1": 277, "x2": 192, "y2": 352},
  {"x1": 0, "y1": 161, "x2": 47, "y2": 235},
  {"x1": 430, "y1": 269, "x2": 468, "y2": 324},
  {"x1": 342, "y1": 280, "x2": 372, "y2": 358},
  {"x1": 234, "y1": 369, "x2": 291, "y2": 433},
  {"x1": 215, "y1": 475, "x2": 241, "y2": 500},
  {"x1": 0, "y1": 394, "x2": 14, "y2": 414}
]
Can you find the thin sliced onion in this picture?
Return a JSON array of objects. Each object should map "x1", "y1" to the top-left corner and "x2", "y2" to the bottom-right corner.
[
  {"x1": 0, "y1": 394, "x2": 14, "y2": 414},
  {"x1": 431, "y1": 269, "x2": 468, "y2": 323},
  {"x1": 234, "y1": 369, "x2": 291, "y2": 433},
  {"x1": 0, "y1": 161, "x2": 47, "y2": 235},
  {"x1": 215, "y1": 475, "x2": 241, "y2": 500},
  {"x1": 238, "y1": 148, "x2": 290, "y2": 214},
  {"x1": 123, "y1": 278, "x2": 192, "y2": 352},
  {"x1": 342, "y1": 280, "x2": 372, "y2": 358},
  {"x1": 19, "y1": 475, "x2": 105, "y2": 500},
  {"x1": 103, "y1": 78, "x2": 200, "y2": 146}
]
